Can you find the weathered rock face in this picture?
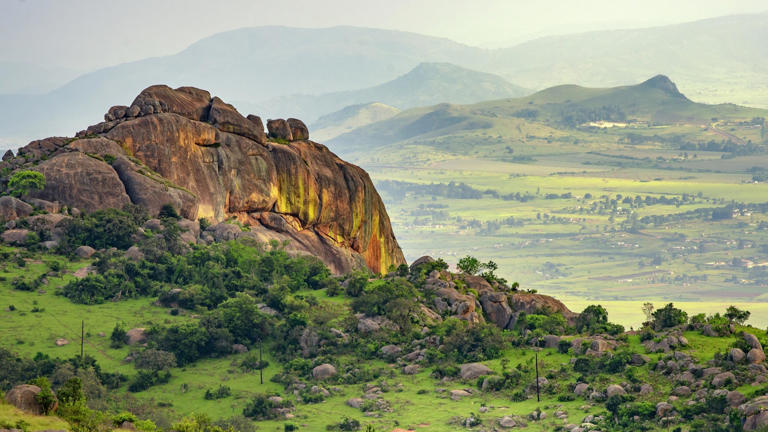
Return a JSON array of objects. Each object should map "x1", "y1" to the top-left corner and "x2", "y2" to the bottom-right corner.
[
  {"x1": 4, "y1": 384, "x2": 55, "y2": 415},
  {"x1": 0, "y1": 85, "x2": 405, "y2": 274}
]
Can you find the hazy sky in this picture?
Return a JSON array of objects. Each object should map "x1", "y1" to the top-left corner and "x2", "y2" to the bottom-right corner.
[{"x1": 1, "y1": 0, "x2": 766, "y2": 70}]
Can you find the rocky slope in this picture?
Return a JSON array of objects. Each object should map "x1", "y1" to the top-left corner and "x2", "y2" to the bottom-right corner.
[{"x1": 0, "y1": 85, "x2": 405, "y2": 274}]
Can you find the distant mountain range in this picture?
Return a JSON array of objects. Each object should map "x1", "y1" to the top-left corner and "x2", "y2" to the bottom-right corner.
[
  {"x1": 1, "y1": 12, "x2": 767, "y2": 151},
  {"x1": 249, "y1": 62, "x2": 529, "y2": 124},
  {"x1": 328, "y1": 75, "x2": 768, "y2": 158}
]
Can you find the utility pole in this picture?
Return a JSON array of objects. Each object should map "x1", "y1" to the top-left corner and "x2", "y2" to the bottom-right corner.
[
  {"x1": 259, "y1": 339, "x2": 263, "y2": 385},
  {"x1": 535, "y1": 350, "x2": 540, "y2": 403},
  {"x1": 80, "y1": 320, "x2": 84, "y2": 360}
]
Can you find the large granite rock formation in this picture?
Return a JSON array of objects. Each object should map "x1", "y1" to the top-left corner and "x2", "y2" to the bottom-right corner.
[{"x1": 0, "y1": 85, "x2": 405, "y2": 274}]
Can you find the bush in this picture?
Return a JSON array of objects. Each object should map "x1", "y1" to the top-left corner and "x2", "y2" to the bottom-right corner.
[
  {"x1": 204, "y1": 385, "x2": 231, "y2": 400},
  {"x1": 652, "y1": 303, "x2": 688, "y2": 330},
  {"x1": 8, "y1": 170, "x2": 45, "y2": 197},
  {"x1": 133, "y1": 349, "x2": 177, "y2": 372},
  {"x1": 242, "y1": 394, "x2": 291, "y2": 420},
  {"x1": 327, "y1": 417, "x2": 361, "y2": 431},
  {"x1": 128, "y1": 370, "x2": 171, "y2": 392},
  {"x1": 59, "y1": 206, "x2": 145, "y2": 251},
  {"x1": 29, "y1": 377, "x2": 56, "y2": 414},
  {"x1": 439, "y1": 319, "x2": 505, "y2": 362},
  {"x1": 110, "y1": 323, "x2": 127, "y2": 348}
]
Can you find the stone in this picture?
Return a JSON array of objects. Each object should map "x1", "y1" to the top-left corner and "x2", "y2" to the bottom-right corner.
[
  {"x1": 0, "y1": 196, "x2": 33, "y2": 222},
  {"x1": 231, "y1": 344, "x2": 248, "y2": 354},
  {"x1": 712, "y1": 371, "x2": 736, "y2": 388},
  {"x1": 631, "y1": 353, "x2": 651, "y2": 365},
  {"x1": 640, "y1": 384, "x2": 653, "y2": 395},
  {"x1": 591, "y1": 339, "x2": 610, "y2": 352},
  {"x1": 727, "y1": 390, "x2": 746, "y2": 407},
  {"x1": 75, "y1": 245, "x2": 96, "y2": 258},
  {"x1": 1, "y1": 229, "x2": 32, "y2": 245},
  {"x1": 479, "y1": 290, "x2": 514, "y2": 329},
  {"x1": 267, "y1": 119, "x2": 293, "y2": 141},
  {"x1": 450, "y1": 389, "x2": 471, "y2": 400},
  {"x1": 55, "y1": 338, "x2": 68, "y2": 346},
  {"x1": 574, "y1": 383, "x2": 589, "y2": 396},
  {"x1": 2, "y1": 149, "x2": 13, "y2": 161},
  {"x1": 346, "y1": 398, "x2": 363, "y2": 409},
  {"x1": 460, "y1": 363, "x2": 493, "y2": 380},
  {"x1": 748, "y1": 348, "x2": 766, "y2": 364},
  {"x1": 125, "y1": 246, "x2": 145, "y2": 261},
  {"x1": 509, "y1": 291, "x2": 578, "y2": 325},
  {"x1": 656, "y1": 402, "x2": 673, "y2": 418},
  {"x1": 125, "y1": 328, "x2": 147, "y2": 346},
  {"x1": 498, "y1": 416, "x2": 518, "y2": 428},
  {"x1": 606, "y1": 384, "x2": 626, "y2": 398},
  {"x1": 4, "y1": 384, "x2": 55, "y2": 415},
  {"x1": 673, "y1": 386, "x2": 691, "y2": 397},
  {"x1": 299, "y1": 328, "x2": 319, "y2": 357},
  {"x1": 731, "y1": 348, "x2": 747, "y2": 363},
  {"x1": 286, "y1": 118, "x2": 309, "y2": 141},
  {"x1": 745, "y1": 333, "x2": 763, "y2": 351},
  {"x1": 409, "y1": 256, "x2": 435, "y2": 271},
  {"x1": 208, "y1": 97, "x2": 267, "y2": 143},
  {"x1": 379, "y1": 344, "x2": 402, "y2": 359},
  {"x1": 402, "y1": 364, "x2": 419, "y2": 375},
  {"x1": 312, "y1": 363, "x2": 337, "y2": 380}
]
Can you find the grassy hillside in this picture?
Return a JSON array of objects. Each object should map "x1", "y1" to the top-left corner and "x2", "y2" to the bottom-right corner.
[{"x1": 311, "y1": 103, "x2": 401, "y2": 142}]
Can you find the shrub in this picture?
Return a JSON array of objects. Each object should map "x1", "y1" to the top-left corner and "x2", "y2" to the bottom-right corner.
[
  {"x1": 29, "y1": 377, "x2": 56, "y2": 414},
  {"x1": 439, "y1": 320, "x2": 505, "y2": 362},
  {"x1": 133, "y1": 349, "x2": 177, "y2": 372},
  {"x1": 242, "y1": 394, "x2": 291, "y2": 420},
  {"x1": 110, "y1": 323, "x2": 127, "y2": 348},
  {"x1": 204, "y1": 385, "x2": 231, "y2": 400},
  {"x1": 557, "y1": 340, "x2": 571, "y2": 354},
  {"x1": 652, "y1": 303, "x2": 688, "y2": 330},
  {"x1": 8, "y1": 170, "x2": 45, "y2": 197},
  {"x1": 128, "y1": 370, "x2": 171, "y2": 392},
  {"x1": 327, "y1": 417, "x2": 361, "y2": 431}
]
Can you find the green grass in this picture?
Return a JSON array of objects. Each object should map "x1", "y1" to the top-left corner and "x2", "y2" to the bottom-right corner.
[{"x1": 0, "y1": 402, "x2": 71, "y2": 432}]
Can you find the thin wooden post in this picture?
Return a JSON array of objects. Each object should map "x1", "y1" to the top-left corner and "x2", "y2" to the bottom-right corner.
[
  {"x1": 80, "y1": 320, "x2": 85, "y2": 360},
  {"x1": 259, "y1": 339, "x2": 263, "y2": 385},
  {"x1": 535, "y1": 351, "x2": 540, "y2": 402}
]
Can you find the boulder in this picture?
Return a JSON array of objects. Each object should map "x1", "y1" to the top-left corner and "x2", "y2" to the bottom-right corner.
[
  {"x1": 231, "y1": 344, "x2": 248, "y2": 354},
  {"x1": 460, "y1": 363, "x2": 493, "y2": 380},
  {"x1": 640, "y1": 384, "x2": 653, "y2": 395},
  {"x1": 55, "y1": 338, "x2": 68, "y2": 346},
  {"x1": 286, "y1": 118, "x2": 309, "y2": 141},
  {"x1": 75, "y1": 245, "x2": 96, "y2": 258},
  {"x1": 312, "y1": 363, "x2": 337, "y2": 380},
  {"x1": 4, "y1": 384, "x2": 54, "y2": 415},
  {"x1": 731, "y1": 348, "x2": 747, "y2": 363},
  {"x1": 299, "y1": 328, "x2": 319, "y2": 357},
  {"x1": 379, "y1": 345, "x2": 402, "y2": 359},
  {"x1": 267, "y1": 119, "x2": 293, "y2": 141},
  {"x1": 712, "y1": 371, "x2": 736, "y2": 388},
  {"x1": 125, "y1": 328, "x2": 147, "y2": 346},
  {"x1": 346, "y1": 398, "x2": 363, "y2": 409},
  {"x1": 403, "y1": 364, "x2": 419, "y2": 375},
  {"x1": 409, "y1": 256, "x2": 435, "y2": 271},
  {"x1": 450, "y1": 389, "x2": 471, "y2": 400},
  {"x1": 0, "y1": 196, "x2": 33, "y2": 222},
  {"x1": 574, "y1": 383, "x2": 589, "y2": 396},
  {"x1": 748, "y1": 348, "x2": 766, "y2": 364},
  {"x1": 606, "y1": 384, "x2": 626, "y2": 398},
  {"x1": 509, "y1": 291, "x2": 578, "y2": 325},
  {"x1": 208, "y1": 97, "x2": 267, "y2": 143},
  {"x1": 656, "y1": 402, "x2": 674, "y2": 418},
  {"x1": 125, "y1": 246, "x2": 145, "y2": 261},
  {"x1": 542, "y1": 334, "x2": 561, "y2": 349},
  {"x1": 498, "y1": 416, "x2": 518, "y2": 428},
  {"x1": 436, "y1": 287, "x2": 483, "y2": 323},
  {"x1": 1, "y1": 229, "x2": 32, "y2": 245},
  {"x1": 479, "y1": 290, "x2": 513, "y2": 329},
  {"x1": 727, "y1": 390, "x2": 746, "y2": 407},
  {"x1": 2, "y1": 149, "x2": 13, "y2": 161},
  {"x1": 673, "y1": 386, "x2": 691, "y2": 397},
  {"x1": 745, "y1": 333, "x2": 763, "y2": 351},
  {"x1": 743, "y1": 396, "x2": 768, "y2": 430}
]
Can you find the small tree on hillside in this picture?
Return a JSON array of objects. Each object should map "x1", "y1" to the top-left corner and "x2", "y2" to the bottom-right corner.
[
  {"x1": 8, "y1": 170, "x2": 45, "y2": 197},
  {"x1": 725, "y1": 306, "x2": 750, "y2": 325},
  {"x1": 641, "y1": 303, "x2": 654, "y2": 323}
]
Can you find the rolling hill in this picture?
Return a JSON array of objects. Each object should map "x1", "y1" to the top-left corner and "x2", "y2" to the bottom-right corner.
[
  {"x1": 328, "y1": 75, "x2": 768, "y2": 161},
  {"x1": 310, "y1": 102, "x2": 401, "y2": 142},
  {"x1": 252, "y1": 62, "x2": 529, "y2": 124}
]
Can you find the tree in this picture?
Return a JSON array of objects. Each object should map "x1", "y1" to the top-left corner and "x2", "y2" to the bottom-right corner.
[
  {"x1": 641, "y1": 303, "x2": 655, "y2": 323},
  {"x1": 457, "y1": 256, "x2": 481, "y2": 275},
  {"x1": 133, "y1": 349, "x2": 177, "y2": 372},
  {"x1": 576, "y1": 305, "x2": 608, "y2": 333},
  {"x1": 724, "y1": 306, "x2": 750, "y2": 325},
  {"x1": 651, "y1": 303, "x2": 688, "y2": 330},
  {"x1": 8, "y1": 170, "x2": 45, "y2": 197}
]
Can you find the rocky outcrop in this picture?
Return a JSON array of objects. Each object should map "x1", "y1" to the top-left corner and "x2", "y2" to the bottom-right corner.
[
  {"x1": 0, "y1": 85, "x2": 404, "y2": 274},
  {"x1": 0, "y1": 196, "x2": 33, "y2": 222}
]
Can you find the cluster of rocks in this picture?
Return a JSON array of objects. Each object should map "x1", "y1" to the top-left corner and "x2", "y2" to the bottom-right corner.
[
  {"x1": 642, "y1": 331, "x2": 689, "y2": 353},
  {"x1": 345, "y1": 383, "x2": 395, "y2": 417},
  {"x1": 413, "y1": 256, "x2": 577, "y2": 332}
]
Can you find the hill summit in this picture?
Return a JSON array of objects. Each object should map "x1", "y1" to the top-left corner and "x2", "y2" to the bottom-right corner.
[
  {"x1": 0, "y1": 85, "x2": 405, "y2": 274},
  {"x1": 639, "y1": 74, "x2": 688, "y2": 99}
]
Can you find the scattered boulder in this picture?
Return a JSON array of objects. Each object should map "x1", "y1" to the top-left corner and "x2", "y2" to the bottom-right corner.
[
  {"x1": 731, "y1": 348, "x2": 746, "y2": 363},
  {"x1": 574, "y1": 383, "x2": 589, "y2": 396},
  {"x1": 656, "y1": 402, "x2": 674, "y2": 418},
  {"x1": 748, "y1": 348, "x2": 766, "y2": 364},
  {"x1": 379, "y1": 344, "x2": 402, "y2": 359},
  {"x1": 75, "y1": 245, "x2": 96, "y2": 258},
  {"x1": 741, "y1": 395, "x2": 768, "y2": 430},
  {"x1": 673, "y1": 386, "x2": 692, "y2": 397},
  {"x1": 450, "y1": 389, "x2": 471, "y2": 400},
  {"x1": 1, "y1": 229, "x2": 33, "y2": 245},
  {"x1": 460, "y1": 363, "x2": 493, "y2": 380},
  {"x1": 606, "y1": 384, "x2": 626, "y2": 398},
  {"x1": 0, "y1": 196, "x2": 33, "y2": 222},
  {"x1": 55, "y1": 338, "x2": 68, "y2": 346},
  {"x1": 727, "y1": 391, "x2": 746, "y2": 407},
  {"x1": 125, "y1": 328, "x2": 147, "y2": 346},
  {"x1": 312, "y1": 363, "x2": 337, "y2": 380},
  {"x1": 498, "y1": 416, "x2": 518, "y2": 428},
  {"x1": 231, "y1": 344, "x2": 248, "y2": 354},
  {"x1": 640, "y1": 384, "x2": 653, "y2": 395},
  {"x1": 745, "y1": 333, "x2": 763, "y2": 351},
  {"x1": 267, "y1": 119, "x2": 293, "y2": 141},
  {"x1": 479, "y1": 290, "x2": 514, "y2": 329},
  {"x1": 712, "y1": 371, "x2": 736, "y2": 388},
  {"x1": 125, "y1": 245, "x2": 145, "y2": 261},
  {"x1": 4, "y1": 384, "x2": 54, "y2": 415},
  {"x1": 346, "y1": 398, "x2": 363, "y2": 409},
  {"x1": 542, "y1": 334, "x2": 561, "y2": 348},
  {"x1": 402, "y1": 365, "x2": 419, "y2": 375},
  {"x1": 409, "y1": 256, "x2": 435, "y2": 271},
  {"x1": 286, "y1": 118, "x2": 309, "y2": 141}
]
